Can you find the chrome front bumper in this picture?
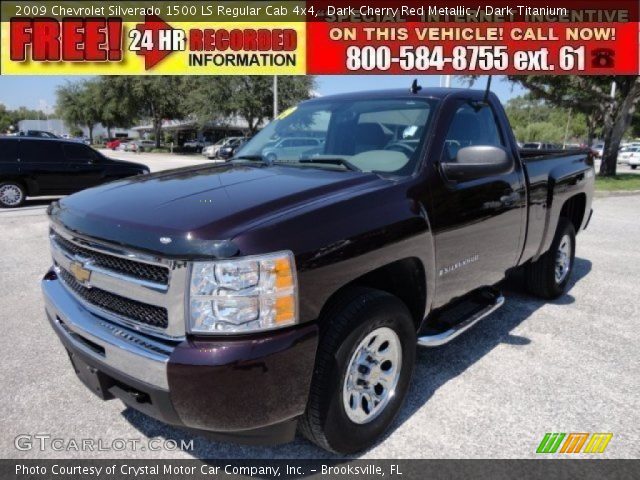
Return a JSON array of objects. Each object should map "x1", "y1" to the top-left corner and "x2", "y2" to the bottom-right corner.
[{"x1": 42, "y1": 273, "x2": 175, "y2": 390}]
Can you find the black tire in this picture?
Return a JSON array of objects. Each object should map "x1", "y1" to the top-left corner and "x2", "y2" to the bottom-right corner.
[
  {"x1": 525, "y1": 218, "x2": 576, "y2": 299},
  {"x1": 631, "y1": 165, "x2": 637, "y2": 170},
  {"x1": 299, "y1": 287, "x2": 416, "y2": 454},
  {"x1": 0, "y1": 181, "x2": 26, "y2": 208}
]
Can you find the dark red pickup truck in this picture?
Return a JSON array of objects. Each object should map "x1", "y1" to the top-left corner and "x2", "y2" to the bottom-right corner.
[{"x1": 42, "y1": 87, "x2": 594, "y2": 454}]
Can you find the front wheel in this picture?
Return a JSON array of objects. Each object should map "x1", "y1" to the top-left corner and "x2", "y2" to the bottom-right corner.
[
  {"x1": 525, "y1": 218, "x2": 576, "y2": 299},
  {"x1": 0, "y1": 182, "x2": 26, "y2": 208},
  {"x1": 631, "y1": 165, "x2": 638, "y2": 170},
  {"x1": 300, "y1": 287, "x2": 416, "y2": 454}
]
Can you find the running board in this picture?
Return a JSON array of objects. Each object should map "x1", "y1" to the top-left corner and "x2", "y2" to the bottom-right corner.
[{"x1": 417, "y1": 294, "x2": 505, "y2": 347}]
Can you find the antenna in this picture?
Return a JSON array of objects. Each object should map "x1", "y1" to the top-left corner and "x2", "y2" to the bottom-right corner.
[
  {"x1": 410, "y1": 79, "x2": 422, "y2": 94},
  {"x1": 483, "y1": 76, "x2": 493, "y2": 103}
]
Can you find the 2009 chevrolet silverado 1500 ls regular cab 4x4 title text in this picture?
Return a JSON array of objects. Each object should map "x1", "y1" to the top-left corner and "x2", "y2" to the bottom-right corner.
[{"x1": 42, "y1": 87, "x2": 594, "y2": 454}]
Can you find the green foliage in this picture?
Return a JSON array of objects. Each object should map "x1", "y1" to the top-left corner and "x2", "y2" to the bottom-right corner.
[
  {"x1": 463, "y1": 75, "x2": 640, "y2": 176},
  {"x1": 0, "y1": 103, "x2": 54, "y2": 133},
  {"x1": 504, "y1": 76, "x2": 640, "y2": 176},
  {"x1": 128, "y1": 76, "x2": 185, "y2": 148},
  {"x1": 596, "y1": 173, "x2": 640, "y2": 191},
  {"x1": 55, "y1": 80, "x2": 102, "y2": 141},
  {"x1": 96, "y1": 77, "x2": 139, "y2": 135},
  {"x1": 505, "y1": 95, "x2": 587, "y2": 144},
  {"x1": 181, "y1": 76, "x2": 315, "y2": 133},
  {"x1": 69, "y1": 127, "x2": 83, "y2": 137},
  {"x1": 54, "y1": 75, "x2": 316, "y2": 146}
]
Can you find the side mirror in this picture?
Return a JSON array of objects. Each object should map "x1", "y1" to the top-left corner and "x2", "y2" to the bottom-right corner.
[{"x1": 441, "y1": 145, "x2": 512, "y2": 181}]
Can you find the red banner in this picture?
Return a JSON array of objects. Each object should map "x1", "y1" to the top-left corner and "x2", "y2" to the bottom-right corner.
[{"x1": 306, "y1": 0, "x2": 639, "y2": 75}]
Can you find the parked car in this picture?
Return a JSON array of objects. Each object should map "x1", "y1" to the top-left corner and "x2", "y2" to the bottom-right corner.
[
  {"x1": 106, "y1": 138, "x2": 129, "y2": 150},
  {"x1": 42, "y1": 87, "x2": 594, "y2": 454},
  {"x1": 72, "y1": 136, "x2": 91, "y2": 146},
  {"x1": 521, "y1": 142, "x2": 561, "y2": 150},
  {"x1": 0, "y1": 137, "x2": 149, "y2": 208},
  {"x1": 202, "y1": 137, "x2": 243, "y2": 159},
  {"x1": 218, "y1": 138, "x2": 248, "y2": 160},
  {"x1": 127, "y1": 140, "x2": 157, "y2": 152},
  {"x1": 592, "y1": 143, "x2": 605, "y2": 158},
  {"x1": 617, "y1": 146, "x2": 640, "y2": 164},
  {"x1": 261, "y1": 137, "x2": 323, "y2": 163},
  {"x1": 183, "y1": 139, "x2": 209, "y2": 153},
  {"x1": 625, "y1": 149, "x2": 640, "y2": 169},
  {"x1": 19, "y1": 130, "x2": 59, "y2": 139}
]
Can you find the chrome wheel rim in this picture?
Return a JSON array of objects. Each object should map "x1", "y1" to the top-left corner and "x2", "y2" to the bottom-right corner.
[
  {"x1": 555, "y1": 234, "x2": 572, "y2": 284},
  {"x1": 0, "y1": 184, "x2": 23, "y2": 207},
  {"x1": 342, "y1": 327, "x2": 402, "y2": 425}
]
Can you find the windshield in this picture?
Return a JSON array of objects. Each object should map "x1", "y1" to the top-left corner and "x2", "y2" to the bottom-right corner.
[{"x1": 235, "y1": 97, "x2": 438, "y2": 175}]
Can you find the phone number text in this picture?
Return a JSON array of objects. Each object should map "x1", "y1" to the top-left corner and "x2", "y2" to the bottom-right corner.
[{"x1": 345, "y1": 45, "x2": 586, "y2": 71}]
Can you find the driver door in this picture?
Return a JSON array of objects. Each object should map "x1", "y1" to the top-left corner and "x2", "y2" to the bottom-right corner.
[
  {"x1": 62, "y1": 143, "x2": 105, "y2": 190},
  {"x1": 429, "y1": 99, "x2": 526, "y2": 307}
]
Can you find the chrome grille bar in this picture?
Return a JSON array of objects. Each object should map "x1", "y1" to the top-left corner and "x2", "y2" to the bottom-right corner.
[{"x1": 49, "y1": 223, "x2": 188, "y2": 340}]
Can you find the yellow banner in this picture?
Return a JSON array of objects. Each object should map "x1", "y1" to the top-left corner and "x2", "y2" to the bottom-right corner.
[{"x1": 1, "y1": 15, "x2": 306, "y2": 75}]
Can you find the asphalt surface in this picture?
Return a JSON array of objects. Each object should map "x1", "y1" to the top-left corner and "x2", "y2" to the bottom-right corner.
[{"x1": 0, "y1": 170, "x2": 638, "y2": 459}]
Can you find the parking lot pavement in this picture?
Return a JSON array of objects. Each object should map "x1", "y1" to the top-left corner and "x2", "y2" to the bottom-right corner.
[
  {"x1": 0, "y1": 195, "x2": 638, "y2": 459},
  {"x1": 99, "y1": 148, "x2": 213, "y2": 172}
]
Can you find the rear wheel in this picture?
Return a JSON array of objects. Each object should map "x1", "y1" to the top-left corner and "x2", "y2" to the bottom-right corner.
[
  {"x1": 300, "y1": 287, "x2": 416, "y2": 454},
  {"x1": 631, "y1": 165, "x2": 637, "y2": 170},
  {"x1": 525, "y1": 218, "x2": 576, "y2": 299},
  {"x1": 0, "y1": 182, "x2": 25, "y2": 208}
]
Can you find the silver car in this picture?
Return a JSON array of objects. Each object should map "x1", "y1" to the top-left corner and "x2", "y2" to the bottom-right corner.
[
  {"x1": 261, "y1": 137, "x2": 323, "y2": 163},
  {"x1": 202, "y1": 137, "x2": 243, "y2": 159}
]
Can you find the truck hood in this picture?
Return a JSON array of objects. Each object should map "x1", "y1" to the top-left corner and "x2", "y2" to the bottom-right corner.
[{"x1": 49, "y1": 163, "x2": 380, "y2": 258}]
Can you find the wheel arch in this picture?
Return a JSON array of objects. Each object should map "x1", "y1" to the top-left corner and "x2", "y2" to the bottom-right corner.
[
  {"x1": 560, "y1": 193, "x2": 587, "y2": 235},
  {"x1": 316, "y1": 257, "x2": 427, "y2": 331}
]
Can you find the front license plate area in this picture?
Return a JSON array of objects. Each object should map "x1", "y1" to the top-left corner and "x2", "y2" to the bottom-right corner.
[{"x1": 67, "y1": 350, "x2": 115, "y2": 400}]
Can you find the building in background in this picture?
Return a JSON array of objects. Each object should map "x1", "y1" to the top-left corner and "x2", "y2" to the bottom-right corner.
[
  {"x1": 17, "y1": 119, "x2": 137, "y2": 139},
  {"x1": 132, "y1": 117, "x2": 251, "y2": 146}
]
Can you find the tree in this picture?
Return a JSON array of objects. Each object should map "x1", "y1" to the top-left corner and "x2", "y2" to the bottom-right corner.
[
  {"x1": 56, "y1": 80, "x2": 102, "y2": 142},
  {"x1": 505, "y1": 76, "x2": 639, "y2": 176},
  {"x1": 0, "y1": 103, "x2": 53, "y2": 133},
  {"x1": 179, "y1": 76, "x2": 315, "y2": 135},
  {"x1": 129, "y1": 77, "x2": 185, "y2": 148},
  {"x1": 96, "y1": 77, "x2": 139, "y2": 139},
  {"x1": 180, "y1": 77, "x2": 235, "y2": 128},
  {"x1": 505, "y1": 95, "x2": 587, "y2": 144},
  {"x1": 462, "y1": 76, "x2": 640, "y2": 176}
]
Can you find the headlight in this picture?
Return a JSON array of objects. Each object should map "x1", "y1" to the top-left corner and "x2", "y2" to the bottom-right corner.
[{"x1": 189, "y1": 251, "x2": 297, "y2": 334}]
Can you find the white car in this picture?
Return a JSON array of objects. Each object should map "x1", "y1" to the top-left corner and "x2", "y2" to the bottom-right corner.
[
  {"x1": 618, "y1": 147, "x2": 640, "y2": 164},
  {"x1": 592, "y1": 143, "x2": 605, "y2": 158},
  {"x1": 627, "y1": 150, "x2": 640, "y2": 169},
  {"x1": 261, "y1": 137, "x2": 323, "y2": 163}
]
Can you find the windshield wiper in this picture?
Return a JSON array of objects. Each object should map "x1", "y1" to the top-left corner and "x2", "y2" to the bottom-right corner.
[{"x1": 298, "y1": 157, "x2": 361, "y2": 172}]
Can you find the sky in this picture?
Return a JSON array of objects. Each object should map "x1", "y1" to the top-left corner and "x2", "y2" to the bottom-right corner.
[{"x1": 0, "y1": 75, "x2": 525, "y2": 112}]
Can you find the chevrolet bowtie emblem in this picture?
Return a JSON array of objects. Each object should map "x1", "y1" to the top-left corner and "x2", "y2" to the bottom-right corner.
[{"x1": 69, "y1": 261, "x2": 91, "y2": 285}]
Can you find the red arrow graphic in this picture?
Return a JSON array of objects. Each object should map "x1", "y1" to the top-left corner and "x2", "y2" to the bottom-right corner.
[{"x1": 133, "y1": 15, "x2": 176, "y2": 70}]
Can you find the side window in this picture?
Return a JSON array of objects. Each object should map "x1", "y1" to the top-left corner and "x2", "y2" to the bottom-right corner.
[
  {"x1": 64, "y1": 144, "x2": 97, "y2": 163},
  {"x1": 0, "y1": 141, "x2": 18, "y2": 162},
  {"x1": 19, "y1": 140, "x2": 63, "y2": 163},
  {"x1": 444, "y1": 102, "x2": 504, "y2": 162}
]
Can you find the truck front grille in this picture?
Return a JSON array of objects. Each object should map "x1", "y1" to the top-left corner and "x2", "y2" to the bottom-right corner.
[
  {"x1": 53, "y1": 233, "x2": 169, "y2": 285},
  {"x1": 59, "y1": 268, "x2": 169, "y2": 329}
]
